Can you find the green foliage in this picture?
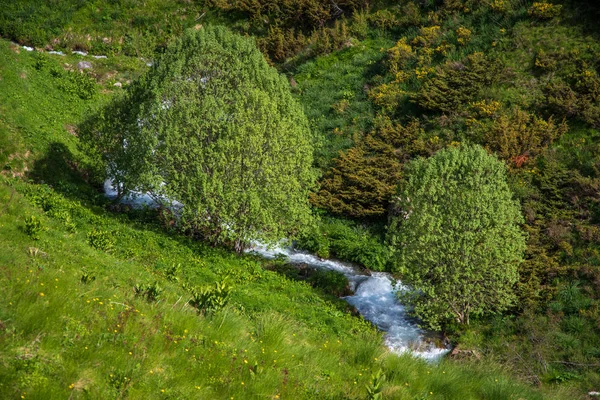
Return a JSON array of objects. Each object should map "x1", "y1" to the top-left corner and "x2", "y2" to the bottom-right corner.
[
  {"x1": 484, "y1": 107, "x2": 568, "y2": 162},
  {"x1": 388, "y1": 145, "x2": 527, "y2": 330},
  {"x1": 259, "y1": 26, "x2": 308, "y2": 63},
  {"x1": 0, "y1": 15, "x2": 574, "y2": 395},
  {"x1": 211, "y1": 0, "x2": 367, "y2": 62},
  {"x1": 546, "y1": 368, "x2": 580, "y2": 384},
  {"x1": 134, "y1": 281, "x2": 163, "y2": 302},
  {"x1": 365, "y1": 369, "x2": 386, "y2": 400},
  {"x1": 0, "y1": 0, "x2": 82, "y2": 47},
  {"x1": 210, "y1": 0, "x2": 366, "y2": 30},
  {"x1": 80, "y1": 26, "x2": 317, "y2": 251},
  {"x1": 297, "y1": 218, "x2": 390, "y2": 271},
  {"x1": 415, "y1": 52, "x2": 502, "y2": 113},
  {"x1": 542, "y1": 63, "x2": 600, "y2": 127},
  {"x1": 307, "y1": 269, "x2": 351, "y2": 297},
  {"x1": 80, "y1": 268, "x2": 96, "y2": 284},
  {"x1": 550, "y1": 282, "x2": 592, "y2": 315},
  {"x1": 32, "y1": 52, "x2": 49, "y2": 71},
  {"x1": 312, "y1": 119, "x2": 422, "y2": 218},
  {"x1": 87, "y1": 228, "x2": 114, "y2": 251},
  {"x1": 164, "y1": 262, "x2": 182, "y2": 282},
  {"x1": 297, "y1": 226, "x2": 331, "y2": 259},
  {"x1": 258, "y1": 19, "x2": 357, "y2": 63},
  {"x1": 58, "y1": 70, "x2": 97, "y2": 100},
  {"x1": 293, "y1": 40, "x2": 385, "y2": 168},
  {"x1": 188, "y1": 279, "x2": 232, "y2": 314},
  {"x1": 2, "y1": 0, "x2": 600, "y2": 395},
  {"x1": 24, "y1": 215, "x2": 43, "y2": 240},
  {"x1": 0, "y1": 0, "x2": 198, "y2": 57}
]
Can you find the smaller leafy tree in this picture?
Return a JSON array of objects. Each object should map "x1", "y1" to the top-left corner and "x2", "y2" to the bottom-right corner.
[{"x1": 388, "y1": 144, "x2": 527, "y2": 330}]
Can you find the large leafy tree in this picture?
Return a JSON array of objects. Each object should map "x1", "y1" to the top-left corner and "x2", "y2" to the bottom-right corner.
[
  {"x1": 387, "y1": 144, "x2": 526, "y2": 330},
  {"x1": 81, "y1": 26, "x2": 317, "y2": 251}
]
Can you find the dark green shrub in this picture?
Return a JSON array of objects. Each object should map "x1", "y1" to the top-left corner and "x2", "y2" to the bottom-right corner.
[
  {"x1": 311, "y1": 120, "x2": 422, "y2": 219},
  {"x1": 367, "y1": 9, "x2": 399, "y2": 31},
  {"x1": 308, "y1": 269, "x2": 351, "y2": 297},
  {"x1": 561, "y1": 315, "x2": 588, "y2": 334},
  {"x1": 32, "y1": 53, "x2": 49, "y2": 71},
  {"x1": 415, "y1": 52, "x2": 502, "y2": 113},
  {"x1": 484, "y1": 107, "x2": 567, "y2": 162},
  {"x1": 545, "y1": 368, "x2": 580, "y2": 384},
  {"x1": 549, "y1": 282, "x2": 592, "y2": 315},
  {"x1": 24, "y1": 215, "x2": 43, "y2": 240},
  {"x1": 296, "y1": 226, "x2": 330, "y2": 259},
  {"x1": 297, "y1": 218, "x2": 390, "y2": 271},
  {"x1": 210, "y1": 0, "x2": 366, "y2": 30}
]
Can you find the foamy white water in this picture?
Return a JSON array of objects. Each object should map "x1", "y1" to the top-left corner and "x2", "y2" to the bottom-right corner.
[
  {"x1": 104, "y1": 179, "x2": 161, "y2": 207},
  {"x1": 103, "y1": 179, "x2": 183, "y2": 210},
  {"x1": 247, "y1": 243, "x2": 450, "y2": 361}
]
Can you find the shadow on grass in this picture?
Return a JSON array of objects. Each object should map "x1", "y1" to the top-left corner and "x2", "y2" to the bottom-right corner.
[
  {"x1": 28, "y1": 141, "x2": 101, "y2": 203},
  {"x1": 260, "y1": 257, "x2": 362, "y2": 317}
]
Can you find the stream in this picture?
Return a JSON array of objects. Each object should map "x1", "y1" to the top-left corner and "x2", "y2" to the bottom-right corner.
[
  {"x1": 104, "y1": 171, "x2": 450, "y2": 362},
  {"x1": 247, "y1": 242, "x2": 450, "y2": 362}
]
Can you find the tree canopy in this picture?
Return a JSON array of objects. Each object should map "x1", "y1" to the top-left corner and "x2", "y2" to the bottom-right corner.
[
  {"x1": 387, "y1": 144, "x2": 527, "y2": 330},
  {"x1": 81, "y1": 26, "x2": 317, "y2": 251}
]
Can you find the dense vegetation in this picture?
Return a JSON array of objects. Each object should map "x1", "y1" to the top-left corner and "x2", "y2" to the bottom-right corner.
[
  {"x1": 80, "y1": 26, "x2": 316, "y2": 252},
  {"x1": 388, "y1": 144, "x2": 527, "y2": 330},
  {"x1": 1, "y1": 0, "x2": 600, "y2": 397}
]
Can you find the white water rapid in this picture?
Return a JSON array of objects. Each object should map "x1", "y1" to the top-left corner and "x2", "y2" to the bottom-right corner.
[{"x1": 247, "y1": 243, "x2": 450, "y2": 362}]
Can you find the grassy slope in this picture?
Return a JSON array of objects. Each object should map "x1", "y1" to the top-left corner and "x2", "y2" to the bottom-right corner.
[
  {"x1": 0, "y1": 179, "x2": 563, "y2": 399},
  {"x1": 0, "y1": 37, "x2": 569, "y2": 399},
  {"x1": 0, "y1": 0, "x2": 215, "y2": 57},
  {"x1": 293, "y1": 38, "x2": 389, "y2": 169}
]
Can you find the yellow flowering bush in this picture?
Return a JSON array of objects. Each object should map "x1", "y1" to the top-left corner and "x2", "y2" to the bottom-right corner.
[
  {"x1": 415, "y1": 66, "x2": 435, "y2": 80},
  {"x1": 434, "y1": 42, "x2": 452, "y2": 56},
  {"x1": 489, "y1": 0, "x2": 507, "y2": 12},
  {"x1": 456, "y1": 26, "x2": 472, "y2": 46},
  {"x1": 394, "y1": 70, "x2": 409, "y2": 83},
  {"x1": 368, "y1": 83, "x2": 407, "y2": 109},
  {"x1": 470, "y1": 99, "x2": 502, "y2": 117},
  {"x1": 528, "y1": 2, "x2": 562, "y2": 19},
  {"x1": 387, "y1": 38, "x2": 415, "y2": 74},
  {"x1": 534, "y1": 49, "x2": 558, "y2": 71},
  {"x1": 412, "y1": 25, "x2": 442, "y2": 47},
  {"x1": 485, "y1": 107, "x2": 567, "y2": 161}
]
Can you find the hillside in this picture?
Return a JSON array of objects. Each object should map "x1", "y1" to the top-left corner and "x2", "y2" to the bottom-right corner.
[{"x1": 1, "y1": 0, "x2": 600, "y2": 398}]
